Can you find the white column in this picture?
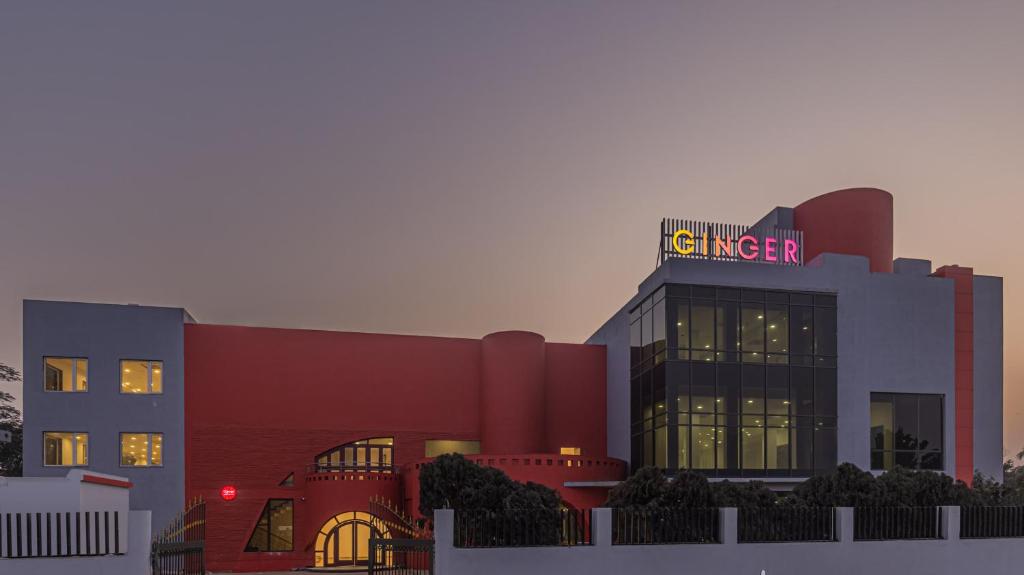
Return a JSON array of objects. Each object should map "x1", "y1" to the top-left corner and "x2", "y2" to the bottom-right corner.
[
  {"x1": 836, "y1": 507, "x2": 854, "y2": 543},
  {"x1": 941, "y1": 506, "x2": 961, "y2": 540},
  {"x1": 434, "y1": 509, "x2": 455, "y2": 574},
  {"x1": 719, "y1": 507, "x2": 738, "y2": 545},
  {"x1": 592, "y1": 508, "x2": 613, "y2": 547}
]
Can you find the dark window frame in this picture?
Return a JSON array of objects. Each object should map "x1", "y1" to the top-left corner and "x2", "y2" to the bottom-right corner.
[
  {"x1": 244, "y1": 499, "x2": 294, "y2": 552},
  {"x1": 629, "y1": 283, "x2": 838, "y2": 477},
  {"x1": 870, "y1": 392, "x2": 944, "y2": 471}
]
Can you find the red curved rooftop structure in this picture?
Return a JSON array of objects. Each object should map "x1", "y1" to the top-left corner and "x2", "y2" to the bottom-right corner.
[{"x1": 793, "y1": 187, "x2": 894, "y2": 273}]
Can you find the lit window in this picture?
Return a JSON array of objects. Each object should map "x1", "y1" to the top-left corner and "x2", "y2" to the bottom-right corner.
[
  {"x1": 316, "y1": 438, "x2": 394, "y2": 472},
  {"x1": 121, "y1": 360, "x2": 163, "y2": 394},
  {"x1": 43, "y1": 358, "x2": 87, "y2": 392},
  {"x1": 424, "y1": 440, "x2": 481, "y2": 458},
  {"x1": 43, "y1": 432, "x2": 88, "y2": 466},
  {"x1": 245, "y1": 499, "x2": 294, "y2": 552},
  {"x1": 120, "y1": 432, "x2": 163, "y2": 467},
  {"x1": 559, "y1": 447, "x2": 581, "y2": 456}
]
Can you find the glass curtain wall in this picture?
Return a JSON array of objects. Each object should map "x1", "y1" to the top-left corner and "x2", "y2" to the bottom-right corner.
[{"x1": 630, "y1": 284, "x2": 838, "y2": 477}]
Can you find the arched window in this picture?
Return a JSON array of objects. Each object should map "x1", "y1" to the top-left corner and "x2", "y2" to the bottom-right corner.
[
  {"x1": 314, "y1": 511, "x2": 390, "y2": 567},
  {"x1": 314, "y1": 437, "x2": 394, "y2": 473}
]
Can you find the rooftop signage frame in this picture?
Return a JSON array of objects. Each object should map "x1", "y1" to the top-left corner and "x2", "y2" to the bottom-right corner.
[{"x1": 657, "y1": 218, "x2": 803, "y2": 267}]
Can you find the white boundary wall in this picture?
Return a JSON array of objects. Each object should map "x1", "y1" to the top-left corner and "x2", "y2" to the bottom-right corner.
[
  {"x1": 0, "y1": 470, "x2": 151, "y2": 574},
  {"x1": 434, "y1": 508, "x2": 1024, "y2": 575},
  {"x1": 0, "y1": 510, "x2": 151, "y2": 575}
]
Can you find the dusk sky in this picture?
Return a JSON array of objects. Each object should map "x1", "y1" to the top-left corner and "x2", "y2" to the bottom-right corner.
[{"x1": 1, "y1": 1, "x2": 1021, "y2": 455}]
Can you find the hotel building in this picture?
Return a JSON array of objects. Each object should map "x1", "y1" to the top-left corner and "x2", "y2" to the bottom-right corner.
[{"x1": 22, "y1": 188, "x2": 1002, "y2": 572}]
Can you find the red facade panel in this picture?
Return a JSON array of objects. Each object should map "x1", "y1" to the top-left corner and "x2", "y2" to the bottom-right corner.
[{"x1": 932, "y1": 265, "x2": 975, "y2": 483}]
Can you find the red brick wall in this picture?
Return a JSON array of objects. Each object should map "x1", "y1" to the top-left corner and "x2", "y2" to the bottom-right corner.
[{"x1": 184, "y1": 324, "x2": 613, "y2": 572}]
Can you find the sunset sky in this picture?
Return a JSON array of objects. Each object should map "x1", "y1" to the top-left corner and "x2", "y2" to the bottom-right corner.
[{"x1": 1, "y1": 1, "x2": 1021, "y2": 457}]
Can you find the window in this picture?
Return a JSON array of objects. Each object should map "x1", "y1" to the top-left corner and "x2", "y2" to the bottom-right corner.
[
  {"x1": 424, "y1": 440, "x2": 481, "y2": 458},
  {"x1": 316, "y1": 438, "x2": 393, "y2": 472},
  {"x1": 631, "y1": 284, "x2": 838, "y2": 477},
  {"x1": 870, "y1": 393, "x2": 943, "y2": 470},
  {"x1": 120, "y1": 433, "x2": 163, "y2": 466},
  {"x1": 245, "y1": 499, "x2": 294, "y2": 552},
  {"x1": 121, "y1": 360, "x2": 163, "y2": 394},
  {"x1": 43, "y1": 358, "x2": 87, "y2": 392},
  {"x1": 43, "y1": 432, "x2": 88, "y2": 466},
  {"x1": 559, "y1": 447, "x2": 581, "y2": 456}
]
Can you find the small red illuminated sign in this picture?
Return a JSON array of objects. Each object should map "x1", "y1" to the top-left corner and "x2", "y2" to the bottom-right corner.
[{"x1": 220, "y1": 485, "x2": 237, "y2": 501}]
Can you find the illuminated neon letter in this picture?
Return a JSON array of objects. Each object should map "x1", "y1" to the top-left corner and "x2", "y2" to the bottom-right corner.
[
  {"x1": 715, "y1": 235, "x2": 733, "y2": 257},
  {"x1": 737, "y1": 235, "x2": 759, "y2": 260},
  {"x1": 672, "y1": 229, "x2": 695, "y2": 255},
  {"x1": 784, "y1": 239, "x2": 799, "y2": 263},
  {"x1": 764, "y1": 237, "x2": 778, "y2": 262}
]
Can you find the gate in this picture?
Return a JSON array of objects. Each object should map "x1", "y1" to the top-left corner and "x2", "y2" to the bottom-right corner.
[
  {"x1": 368, "y1": 537, "x2": 434, "y2": 575},
  {"x1": 151, "y1": 498, "x2": 205, "y2": 575}
]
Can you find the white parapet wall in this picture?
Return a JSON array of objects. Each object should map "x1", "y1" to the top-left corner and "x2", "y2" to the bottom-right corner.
[
  {"x1": 433, "y1": 507, "x2": 1024, "y2": 575},
  {"x1": 0, "y1": 469, "x2": 151, "y2": 573}
]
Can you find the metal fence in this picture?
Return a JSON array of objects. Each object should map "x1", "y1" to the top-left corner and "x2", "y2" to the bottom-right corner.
[
  {"x1": 151, "y1": 498, "x2": 205, "y2": 575},
  {"x1": 0, "y1": 510, "x2": 124, "y2": 558},
  {"x1": 369, "y1": 537, "x2": 435, "y2": 575},
  {"x1": 738, "y1": 507, "x2": 836, "y2": 543},
  {"x1": 961, "y1": 506, "x2": 1024, "y2": 539},
  {"x1": 854, "y1": 507, "x2": 941, "y2": 541},
  {"x1": 454, "y1": 509, "x2": 591, "y2": 548},
  {"x1": 612, "y1": 508, "x2": 719, "y2": 545}
]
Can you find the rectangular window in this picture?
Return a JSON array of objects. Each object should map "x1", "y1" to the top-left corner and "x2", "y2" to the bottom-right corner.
[
  {"x1": 765, "y1": 303, "x2": 788, "y2": 356},
  {"x1": 43, "y1": 358, "x2": 87, "y2": 392},
  {"x1": 121, "y1": 360, "x2": 163, "y2": 394},
  {"x1": 43, "y1": 432, "x2": 88, "y2": 466},
  {"x1": 870, "y1": 393, "x2": 943, "y2": 470},
  {"x1": 691, "y1": 300, "x2": 715, "y2": 356},
  {"x1": 692, "y1": 426, "x2": 715, "y2": 469},
  {"x1": 245, "y1": 499, "x2": 294, "y2": 552},
  {"x1": 741, "y1": 302, "x2": 765, "y2": 360},
  {"x1": 120, "y1": 433, "x2": 163, "y2": 467},
  {"x1": 424, "y1": 440, "x2": 481, "y2": 457}
]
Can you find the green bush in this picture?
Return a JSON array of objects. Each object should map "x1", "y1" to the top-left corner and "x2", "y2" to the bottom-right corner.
[
  {"x1": 605, "y1": 467, "x2": 778, "y2": 508},
  {"x1": 606, "y1": 461, "x2": 1024, "y2": 510},
  {"x1": 418, "y1": 454, "x2": 562, "y2": 519}
]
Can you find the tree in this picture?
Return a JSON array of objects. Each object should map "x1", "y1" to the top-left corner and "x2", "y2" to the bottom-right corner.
[{"x1": 0, "y1": 363, "x2": 23, "y2": 477}]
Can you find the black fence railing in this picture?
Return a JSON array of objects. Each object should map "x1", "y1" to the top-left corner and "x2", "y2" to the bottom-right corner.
[
  {"x1": 738, "y1": 507, "x2": 836, "y2": 543},
  {"x1": 151, "y1": 498, "x2": 205, "y2": 575},
  {"x1": 369, "y1": 537, "x2": 434, "y2": 575},
  {"x1": 454, "y1": 509, "x2": 591, "y2": 548},
  {"x1": 307, "y1": 462, "x2": 399, "y2": 474},
  {"x1": 0, "y1": 510, "x2": 124, "y2": 558},
  {"x1": 612, "y1": 508, "x2": 719, "y2": 545},
  {"x1": 854, "y1": 507, "x2": 941, "y2": 541},
  {"x1": 961, "y1": 506, "x2": 1024, "y2": 539}
]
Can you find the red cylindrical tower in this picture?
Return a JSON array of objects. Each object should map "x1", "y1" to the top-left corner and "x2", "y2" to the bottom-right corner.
[
  {"x1": 479, "y1": 331, "x2": 546, "y2": 454},
  {"x1": 793, "y1": 188, "x2": 894, "y2": 273}
]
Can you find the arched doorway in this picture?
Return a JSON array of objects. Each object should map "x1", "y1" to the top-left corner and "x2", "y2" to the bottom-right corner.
[{"x1": 314, "y1": 512, "x2": 390, "y2": 568}]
